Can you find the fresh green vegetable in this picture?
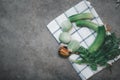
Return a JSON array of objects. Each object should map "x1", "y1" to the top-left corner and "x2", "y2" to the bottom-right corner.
[
  {"x1": 58, "y1": 13, "x2": 120, "y2": 71},
  {"x1": 88, "y1": 25, "x2": 106, "y2": 53},
  {"x1": 59, "y1": 32, "x2": 71, "y2": 44},
  {"x1": 76, "y1": 20, "x2": 99, "y2": 32},
  {"x1": 69, "y1": 13, "x2": 94, "y2": 22},
  {"x1": 60, "y1": 20, "x2": 72, "y2": 32},
  {"x1": 75, "y1": 33, "x2": 120, "y2": 70},
  {"x1": 68, "y1": 40, "x2": 80, "y2": 52}
]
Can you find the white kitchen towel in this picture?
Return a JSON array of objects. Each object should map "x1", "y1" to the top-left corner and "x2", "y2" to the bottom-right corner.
[{"x1": 47, "y1": 0, "x2": 120, "y2": 80}]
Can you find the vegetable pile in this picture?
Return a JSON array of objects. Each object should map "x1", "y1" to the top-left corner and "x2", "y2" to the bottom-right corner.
[{"x1": 58, "y1": 13, "x2": 120, "y2": 70}]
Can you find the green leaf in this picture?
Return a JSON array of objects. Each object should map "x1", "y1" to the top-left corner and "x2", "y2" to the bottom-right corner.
[{"x1": 89, "y1": 64, "x2": 97, "y2": 71}]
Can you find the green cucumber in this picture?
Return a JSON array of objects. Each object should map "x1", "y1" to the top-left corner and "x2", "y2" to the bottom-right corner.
[
  {"x1": 88, "y1": 26, "x2": 106, "y2": 53},
  {"x1": 75, "y1": 20, "x2": 98, "y2": 32},
  {"x1": 69, "y1": 13, "x2": 94, "y2": 22}
]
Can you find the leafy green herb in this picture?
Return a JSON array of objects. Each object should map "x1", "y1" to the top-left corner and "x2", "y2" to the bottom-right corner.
[{"x1": 75, "y1": 33, "x2": 120, "y2": 70}]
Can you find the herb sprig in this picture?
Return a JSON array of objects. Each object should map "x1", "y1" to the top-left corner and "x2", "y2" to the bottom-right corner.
[{"x1": 75, "y1": 33, "x2": 120, "y2": 70}]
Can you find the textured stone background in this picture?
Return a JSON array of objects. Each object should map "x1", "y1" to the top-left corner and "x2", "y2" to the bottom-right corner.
[{"x1": 0, "y1": 0, "x2": 120, "y2": 80}]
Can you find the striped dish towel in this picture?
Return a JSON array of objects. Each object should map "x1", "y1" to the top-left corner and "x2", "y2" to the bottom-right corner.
[{"x1": 47, "y1": 0, "x2": 120, "y2": 80}]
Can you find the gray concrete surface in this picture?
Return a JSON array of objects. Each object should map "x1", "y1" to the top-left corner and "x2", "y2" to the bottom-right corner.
[{"x1": 0, "y1": 0, "x2": 120, "y2": 80}]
